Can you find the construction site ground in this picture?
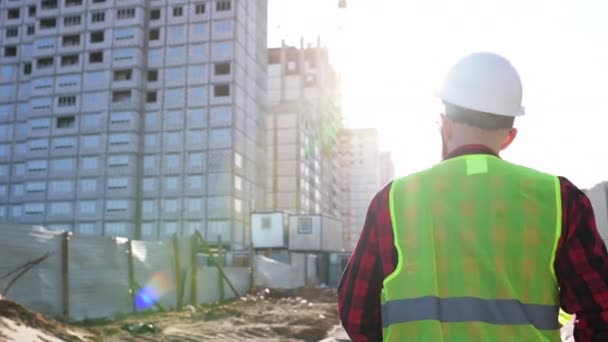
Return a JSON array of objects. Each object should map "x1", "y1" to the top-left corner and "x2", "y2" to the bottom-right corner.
[
  {"x1": 0, "y1": 288, "x2": 575, "y2": 342},
  {"x1": 0, "y1": 288, "x2": 344, "y2": 342}
]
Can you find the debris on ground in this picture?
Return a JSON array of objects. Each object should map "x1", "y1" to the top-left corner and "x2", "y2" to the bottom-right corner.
[
  {"x1": 0, "y1": 299, "x2": 93, "y2": 342},
  {"x1": 87, "y1": 287, "x2": 340, "y2": 342},
  {"x1": 120, "y1": 322, "x2": 161, "y2": 335}
]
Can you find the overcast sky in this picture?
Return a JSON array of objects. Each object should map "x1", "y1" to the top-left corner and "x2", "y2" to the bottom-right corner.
[{"x1": 268, "y1": 0, "x2": 608, "y2": 189}]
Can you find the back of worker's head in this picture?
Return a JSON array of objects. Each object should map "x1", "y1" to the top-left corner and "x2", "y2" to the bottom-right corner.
[{"x1": 437, "y1": 52, "x2": 524, "y2": 154}]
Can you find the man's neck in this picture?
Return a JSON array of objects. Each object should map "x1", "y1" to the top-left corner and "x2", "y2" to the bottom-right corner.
[{"x1": 443, "y1": 144, "x2": 499, "y2": 160}]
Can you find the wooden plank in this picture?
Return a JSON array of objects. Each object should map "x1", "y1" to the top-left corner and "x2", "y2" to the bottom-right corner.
[
  {"x1": 126, "y1": 239, "x2": 136, "y2": 312},
  {"x1": 173, "y1": 234, "x2": 183, "y2": 308},
  {"x1": 61, "y1": 231, "x2": 70, "y2": 321},
  {"x1": 218, "y1": 235, "x2": 224, "y2": 302},
  {"x1": 190, "y1": 233, "x2": 198, "y2": 305},
  {"x1": 248, "y1": 243, "x2": 254, "y2": 291}
]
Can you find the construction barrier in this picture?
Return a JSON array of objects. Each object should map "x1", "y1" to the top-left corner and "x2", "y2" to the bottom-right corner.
[{"x1": 0, "y1": 224, "x2": 251, "y2": 321}]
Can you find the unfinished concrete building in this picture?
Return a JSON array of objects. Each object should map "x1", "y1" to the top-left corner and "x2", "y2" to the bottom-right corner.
[
  {"x1": 340, "y1": 128, "x2": 381, "y2": 250},
  {"x1": 0, "y1": 0, "x2": 268, "y2": 248},
  {"x1": 265, "y1": 40, "x2": 342, "y2": 218}
]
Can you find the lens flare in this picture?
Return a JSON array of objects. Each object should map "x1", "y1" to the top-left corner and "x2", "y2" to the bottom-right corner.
[{"x1": 134, "y1": 272, "x2": 174, "y2": 311}]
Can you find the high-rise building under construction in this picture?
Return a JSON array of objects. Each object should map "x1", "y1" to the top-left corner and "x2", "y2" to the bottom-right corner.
[{"x1": 0, "y1": 0, "x2": 268, "y2": 248}]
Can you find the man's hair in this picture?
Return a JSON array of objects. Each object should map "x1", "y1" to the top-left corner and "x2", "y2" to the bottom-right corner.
[{"x1": 444, "y1": 102, "x2": 515, "y2": 130}]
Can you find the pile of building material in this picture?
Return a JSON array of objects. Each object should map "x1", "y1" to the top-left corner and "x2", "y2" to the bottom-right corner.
[{"x1": 0, "y1": 298, "x2": 92, "y2": 342}]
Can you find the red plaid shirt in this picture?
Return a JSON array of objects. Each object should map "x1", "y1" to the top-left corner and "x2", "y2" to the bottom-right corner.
[{"x1": 338, "y1": 145, "x2": 608, "y2": 341}]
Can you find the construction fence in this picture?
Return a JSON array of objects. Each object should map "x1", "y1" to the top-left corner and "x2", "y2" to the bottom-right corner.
[{"x1": 0, "y1": 224, "x2": 251, "y2": 322}]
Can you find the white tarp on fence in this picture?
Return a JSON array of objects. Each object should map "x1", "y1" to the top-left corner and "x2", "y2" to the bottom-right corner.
[
  {"x1": 253, "y1": 254, "x2": 318, "y2": 289},
  {"x1": 131, "y1": 239, "x2": 178, "y2": 310},
  {"x1": 68, "y1": 236, "x2": 131, "y2": 321},
  {"x1": 0, "y1": 224, "x2": 63, "y2": 317},
  {"x1": 0, "y1": 224, "x2": 251, "y2": 321}
]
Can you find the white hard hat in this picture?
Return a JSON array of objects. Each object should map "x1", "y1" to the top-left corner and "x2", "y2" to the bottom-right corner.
[{"x1": 437, "y1": 52, "x2": 525, "y2": 117}]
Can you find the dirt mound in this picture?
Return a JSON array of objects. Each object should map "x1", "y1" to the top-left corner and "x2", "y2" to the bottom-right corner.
[{"x1": 0, "y1": 299, "x2": 91, "y2": 341}]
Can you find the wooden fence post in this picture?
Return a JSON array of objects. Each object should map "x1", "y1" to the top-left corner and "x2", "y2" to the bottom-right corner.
[
  {"x1": 190, "y1": 233, "x2": 198, "y2": 306},
  {"x1": 248, "y1": 243, "x2": 254, "y2": 291},
  {"x1": 217, "y1": 235, "x2": 224, "y2": 302},
  {"x1": 127, "y1": 239, "x2": 136, "y2": 312},
  {"x1": 61, "y1": 231, "x2": 70, "y2": 321},
  {"x1": 194, "y1": 232, "x2": 239, "y2": 299},
  {"x1": 173, "y1": 234, "x2": 183, "y2": 308}
]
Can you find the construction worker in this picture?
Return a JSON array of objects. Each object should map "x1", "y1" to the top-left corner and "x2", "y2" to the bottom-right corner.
[{"x1": 338, "y1": 52, "x2": 608, "y2": 341}]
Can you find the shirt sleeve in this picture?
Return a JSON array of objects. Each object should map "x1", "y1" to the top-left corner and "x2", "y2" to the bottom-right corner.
[
  {"x1": 338, "y1": 182, "x2": 393, "y2": 342},
  {"x1": 555, "y1": 177, "x2": 608, "y2": 341}
]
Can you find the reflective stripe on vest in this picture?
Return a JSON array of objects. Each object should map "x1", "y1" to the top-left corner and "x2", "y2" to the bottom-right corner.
[{"x1": 382, "y1": 296, "x2": 560, "y2": 330}]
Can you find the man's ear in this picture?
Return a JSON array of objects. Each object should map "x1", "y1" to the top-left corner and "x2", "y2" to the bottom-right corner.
[{"x1": 500, "y1": 127, "x2": 518, "y2": 151}]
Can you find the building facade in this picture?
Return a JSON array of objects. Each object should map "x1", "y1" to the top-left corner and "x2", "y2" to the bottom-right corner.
[
  {"x1": 265, "y1": 40, "x2": 342, "y2": 218},
  {"x1": 340, "y1": 128, "x2": 381, "y2": 250},
  {"x1": 585, "y1": 182, "x2": 608, "y2": 246},
  {"x1": 379, "y1": 151, "x2": 395, "y2": 186},
  {"x1": 0, "y1": 0, "x2": 267, "y2": 248}
]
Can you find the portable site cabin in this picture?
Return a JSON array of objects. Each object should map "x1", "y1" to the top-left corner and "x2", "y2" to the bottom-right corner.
[
  {"x1": 288, "y1": 214, "x2": 347, "y2": 286},
  {"x1": 288, "y1": 214, "x2": 344, "y2": 252}
]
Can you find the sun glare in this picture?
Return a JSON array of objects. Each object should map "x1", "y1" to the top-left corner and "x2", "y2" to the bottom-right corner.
[{"x1": 270, "y1": 0, "x2": 608, "y2": 187}]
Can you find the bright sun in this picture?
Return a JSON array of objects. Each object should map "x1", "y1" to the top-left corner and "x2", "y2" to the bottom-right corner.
[{"x1": 270, "y1": 0, "x2": 608, "y2": 188}]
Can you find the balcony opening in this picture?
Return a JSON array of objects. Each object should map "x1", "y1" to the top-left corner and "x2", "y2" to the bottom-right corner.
[
  {"x1": 214, "y1": 62, "x2": 231, "y2": 76},
  {"x1": 4, "y1": 46, "x2": 17, "y2": 57},
  {"x1": 6, "y1": 27, "x2": 18, "y2": 38},
  {"x1": 40, "y1": 18, "x2": 57, "y2": 29},
  {"x1": 64, "y1": 15, "x2": 81, "y2": 26},
  {"x1": 65, "y1": 0, "x2": 83, "y2": 7},
  {"x1": 195, "y1": 4, "x2": 206, "y2": 14},
  {"x1": 57, "y1": 116, "x2": 76, "y2": 129},
  {"x1": 149, "y1": 29, "x2": 159, "y2": 40},
  {"x1": 23, "y1": 63, "x2": 32, "y2": 75},
  {"x1": 8, "y1": 8, "x2": 20, "y2": 19},
  {"x1": 41, "y1": 0, "x2": 58, "y2": 10},
  {"x1": 147, "y1": 70, "x2": 158, "y2": 82},
  {"x1": 146, "y1": 91, "x2": 157, "y2": 103},
  {"x1": 37, "y1": 57, "x2": 54, "y2": 69},
  {"x1": 92, "y1": 12, "x2": 105, "y2": 22},
  {"x1": 117, "y1": 8, "x2": 135, "y2": 20},
  {"x1": 89, "y1": 51, "x2": 103, "y2": 63},
  {"x1": 216, "y1": 1, "x2": 231, "y2": 12},
  {"x1": 214, "y1": 84, "x2": 230, "y2": 97},
  {"x1": 58, "y1": 96, "x2": 76, "y2": 107},
  {"x1": 90, "y1": 31, "x2": 104, "y2": 43},
  {"x1": 112, "y1": 90, "x2": 132, "y2": 104},
  {"x1": 62, "y1": 34, "x2": 80, "y2": 47},
  {"x1": 114, "y1": 69, "x2": 132, "y2": 81},
  {"x1": 150, "y1": 8, "x2": 160, "y2": 20},
  {"x1": 61, "y1": 54, "x2": 79, "y2": 66}
]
